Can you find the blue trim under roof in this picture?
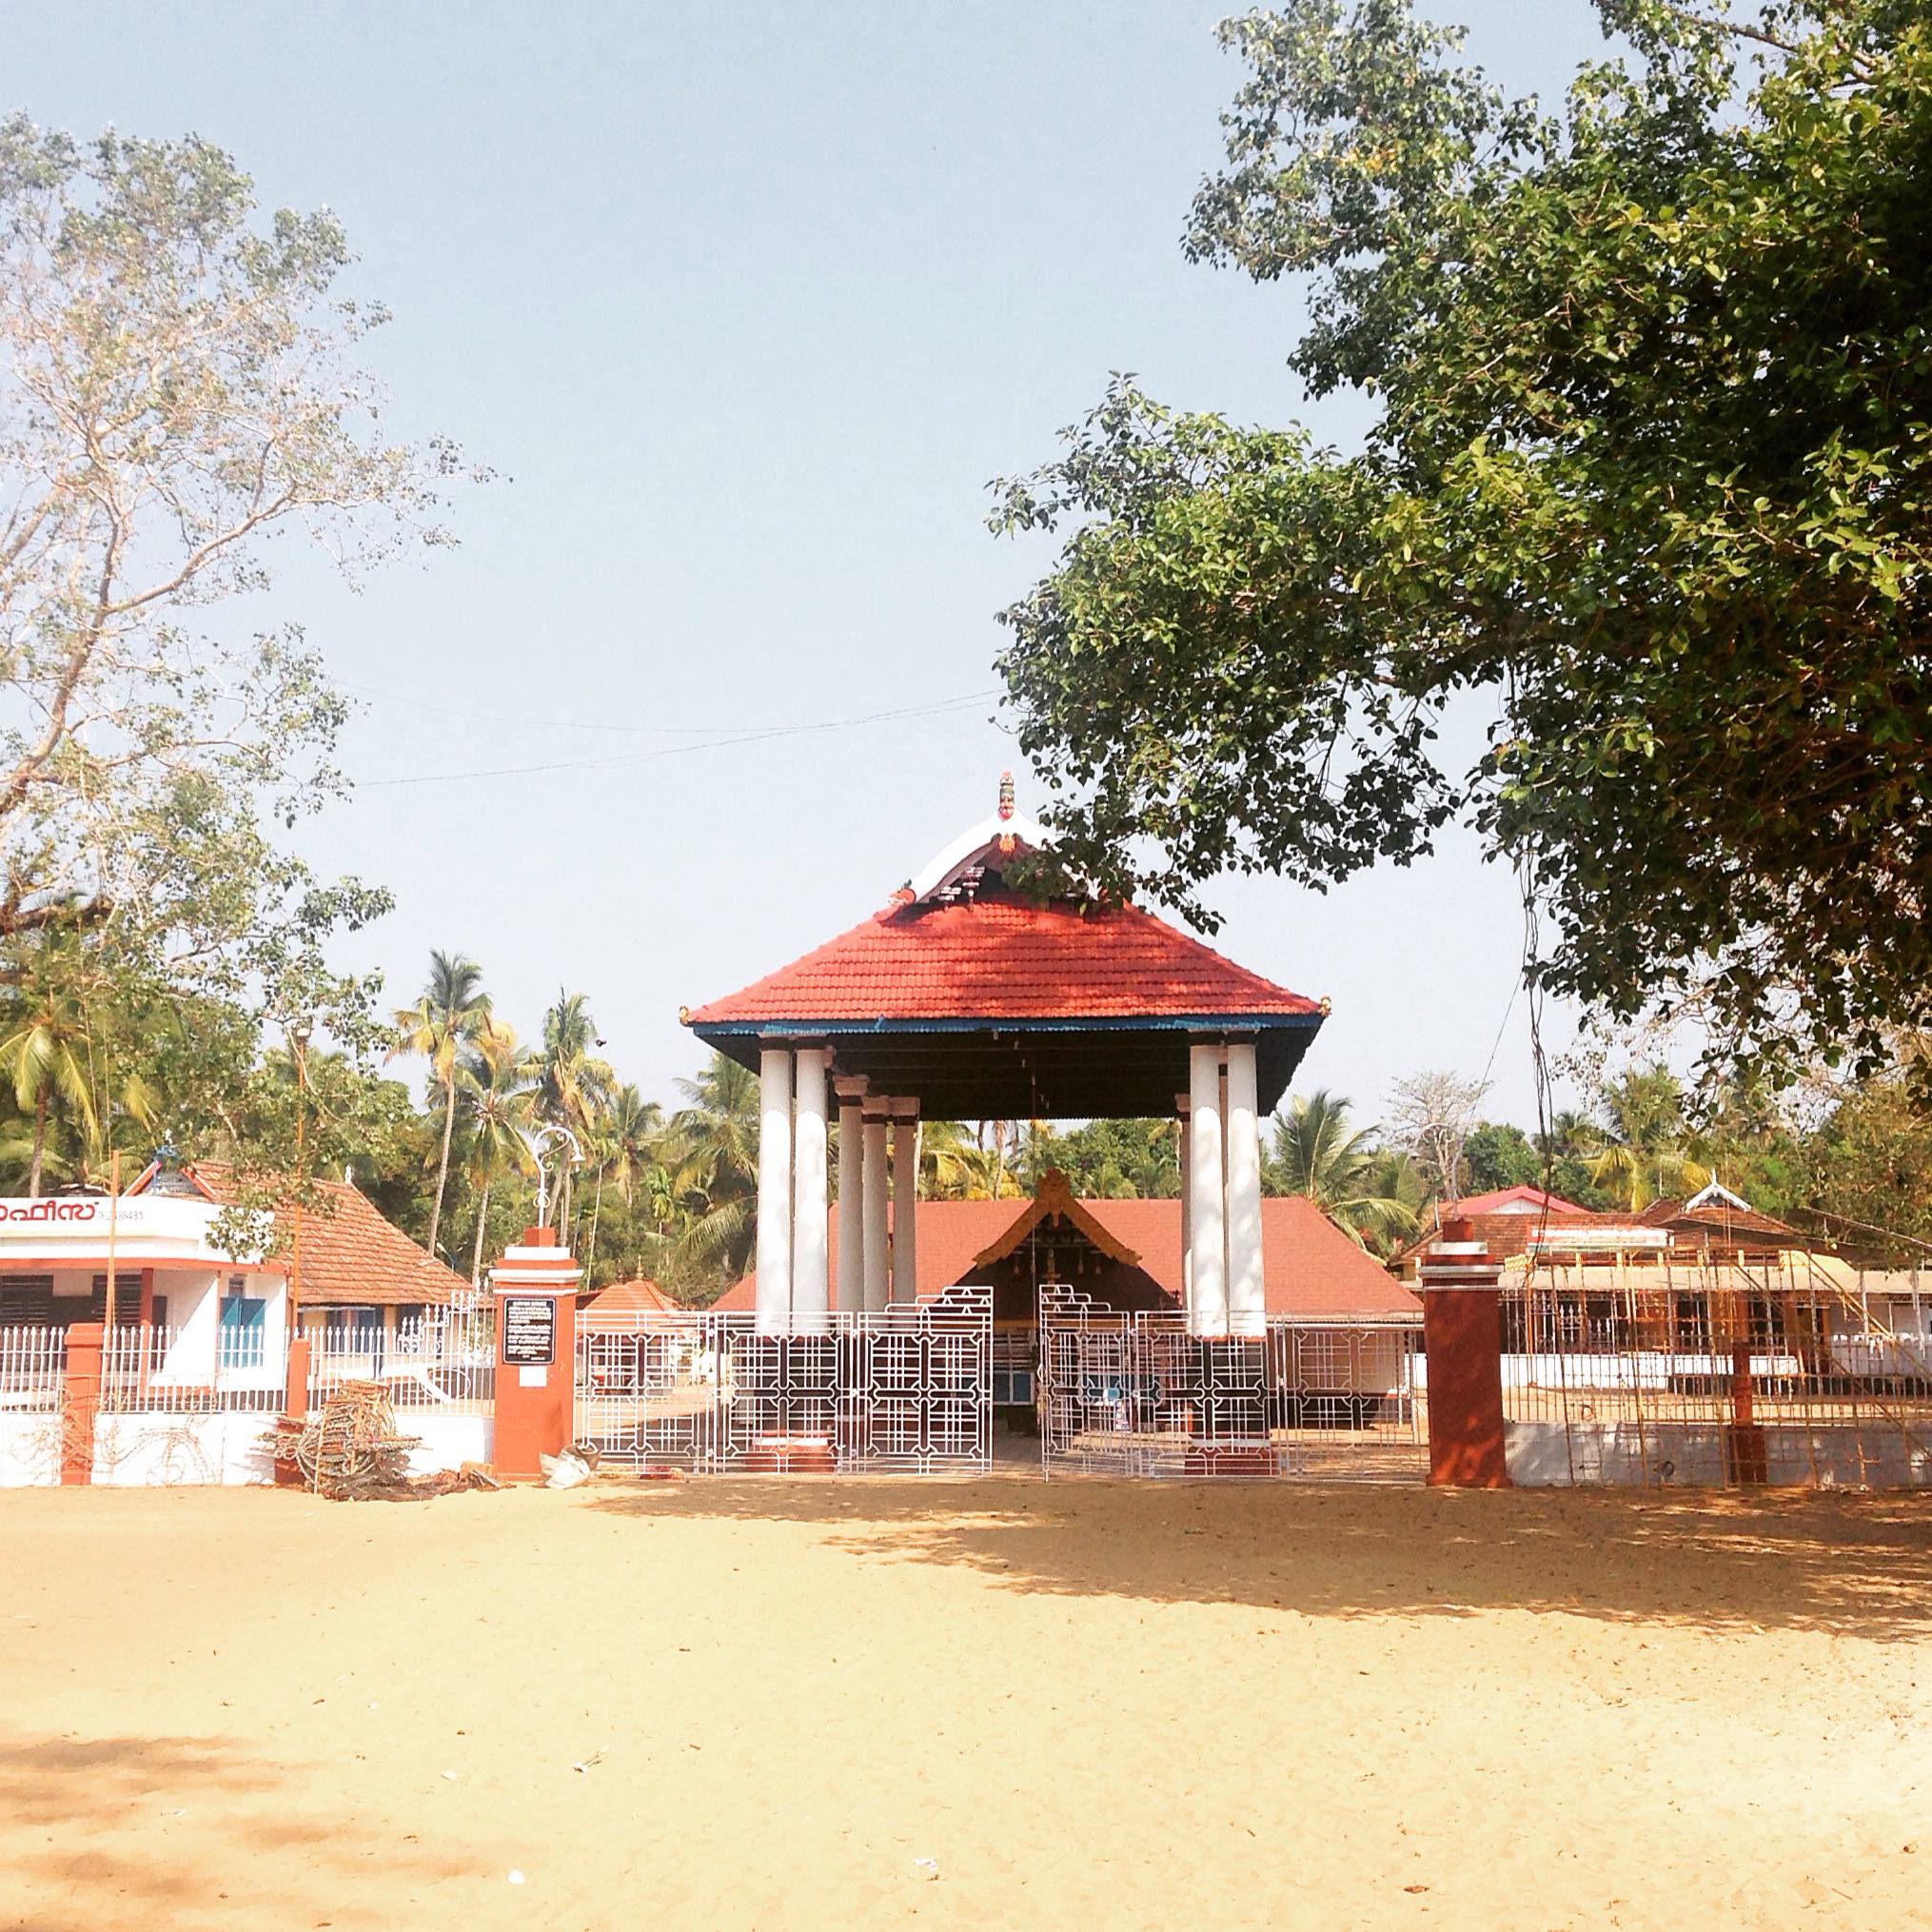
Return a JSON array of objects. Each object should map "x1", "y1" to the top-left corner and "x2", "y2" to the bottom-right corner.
[{"x1": 690, "y1": 1013, "x2": 1322, "y2": 1037}]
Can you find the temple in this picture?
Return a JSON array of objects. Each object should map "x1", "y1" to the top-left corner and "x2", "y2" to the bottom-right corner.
[{"x1": 684, "y1": 776, "x2": 1328, "y2": 1340}]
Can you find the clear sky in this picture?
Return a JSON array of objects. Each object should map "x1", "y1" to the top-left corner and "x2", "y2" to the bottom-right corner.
[{"x1": 12, "y1": 2, "x2": 1623, "y2": 1132}]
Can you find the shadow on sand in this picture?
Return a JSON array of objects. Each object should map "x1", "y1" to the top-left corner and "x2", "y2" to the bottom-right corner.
[
  {"x1": 0, "y1": 1730, "x2": 465, "y2": 1929},
  {"x1": 587, "y1": 1473, "x2": 1932, "y2": 1640}
]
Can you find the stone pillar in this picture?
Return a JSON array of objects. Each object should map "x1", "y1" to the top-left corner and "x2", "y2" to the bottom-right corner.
[
  {"x1": 861, "y1": 1103, "x2": 891, "y2": 1314},
  {"x1": 757, "y1": 1046, "x2": 795, "y2": 1334},
  {"x1": 489, "y1": 1225, "x2": 583, "y2": 1478},
  {"x1": 1187, "y1": 1044, "x2": 1228, "y2": 1337},
  {"x1": 1418, "y1": 1221, "x2": 1511, "y2": 1488},
  {"x1": 891, "y1": 1099, "x2": 919, "y2": 1305},
  {"x1": 792, "y1": 1046, "x2": 830, "y2": 1330},
  {"x1": 60, "y1": 1320, "x2": 104, "y2": 1487},
  {"x1": 1224, "y1": 1042, "x2": 1265, "y2": 1337},
  {"x1": 835, "y1": 1076, "x2": 866, "y2": 1313}
]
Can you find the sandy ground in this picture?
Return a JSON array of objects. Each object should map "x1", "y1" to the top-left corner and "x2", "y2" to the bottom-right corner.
[{"x1": 3, "y1": 1478, "x2": 1930, "y2": 1932}]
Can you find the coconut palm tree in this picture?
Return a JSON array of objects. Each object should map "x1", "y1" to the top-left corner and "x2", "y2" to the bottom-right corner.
[
  {"x1": 1267, "y1": 1089, "x2": 1420, "y2": 1252},
  {"x1": 392, "y1": 952, "x2": 492, "y2": 1258},
  {"x1": 582, "y1": 1083, "x2": 662, "y2": 1278},
  {"x1": 661, "y1": 1053, "x2": 760, "y2": 1285},
  {"x1": 0, "y1": 948, "x2": 99, "y2": 1196},
  {"x1": 459, "y1": 1021, "x2": 539, "y2": 1285},
  {"x1": 537, "y1": 990, "x2": 614, "y2": 1232},
  {"x1": 1586, "y1": 1065, "x2": 1712, "y2": 1211}
]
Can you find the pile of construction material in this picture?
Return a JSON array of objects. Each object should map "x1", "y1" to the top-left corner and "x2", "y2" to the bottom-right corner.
[{"x1": 267, "y1": 1382, "x2": 499, "y2": 1502}]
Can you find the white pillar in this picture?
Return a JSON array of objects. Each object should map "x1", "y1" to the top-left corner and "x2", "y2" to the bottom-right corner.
[
  {"x1": 1177, "y1": 1094, "x2": 1193, "y2": 1316},
  {"x1": 1188, "y1": 1044, "x2": 1228, "y2": 1338},
  {"x1": 891, "y1": 1099, "x2": 919, "y2": 1304},
  {"x1": 861, "y1": 1104, "x2": 891, "y2": 1314},
  {"x1": 792, "y1": 1046, "x2": 829, "y2": 1330},
  {"x1": 835, "y1": 1076, "x2": 866, "y2": 1313},
  {"x1": 1225, "y1": 1042, "x2": 1264, "y2": 1337},
  {"x1": 757, "y1": 1047, "x2": 795, "y2": 1334}
]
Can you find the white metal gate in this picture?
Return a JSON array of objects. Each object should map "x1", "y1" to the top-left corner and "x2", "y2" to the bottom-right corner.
[
  {"x1": 576, "y1": 1286, "x2": 992, "y2": 1474},
  {"x1": 1037, "y1": 1284, "x2": 1424, "y2": 1479}
]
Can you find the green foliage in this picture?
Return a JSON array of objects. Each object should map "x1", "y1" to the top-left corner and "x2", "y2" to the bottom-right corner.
[
  {"x1": 1266, "y1": 1088, "x2": 1421, "y2": 1252},
  {"x1": 1020, "y1": 1117, "x2": 1182, "y2": 1198},
  {"x1": 1798, "y1": 1063, "x2": 1932, "y2": 1261},
  {"x1": 993, "y1": 2, "x2": 1932, "y2": 1084}
]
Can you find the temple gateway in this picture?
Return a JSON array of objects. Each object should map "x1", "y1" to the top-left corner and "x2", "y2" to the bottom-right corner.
[{"x1": 683, "y1": 778, "x2": 1331, "y2": 1342}]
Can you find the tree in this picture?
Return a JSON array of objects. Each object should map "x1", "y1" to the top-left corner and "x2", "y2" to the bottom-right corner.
[
  {"x1": 1266, "y1": 1089, "x2": 1419, "y2": 1251},
  {"x1": 0, "y1": 116, "x2": 474, "y2": 1240},
  {"x1": 991, "y1": 2, "x2": 1932, "y2": 1087},
  {"x1": 1023, "y1": 1117, "x2": 1182, "y2": 1199},
  {"x1": 0, "y1": 117, "x2": 466, "y2": 983},
  {"x1": 1585, "y1": 1062, "x2": 1712, "y2": 1209},
  {"x1": 459, "y1": 1020, "x2": 538, "y2": 1286},
  {"x1": 583, "y1": 1083, "x2": 662, "y2": 1283},
  {"x1": 1386, "y1": 1070, "x2": 1488, "y2": 1205},
  {"x1": 1464, "y1": 1122, "x2": 1544, "y2": 1196},
  {"x1": 1798, "y1": 1055, "x2": 1932, "y2": 1262},
  {"x1": 0, "y1": 939, "x2": 97, "y2": 1194},
  {"x1": 537, "y1": 991, "x2": 614, "y2": 1234},
  {"x1": 391, "y1": 952, "x2": 491, "y2": 1258},
  {"x1": 661, "y1": 1054, "x2": 760, "y2": 1293}
]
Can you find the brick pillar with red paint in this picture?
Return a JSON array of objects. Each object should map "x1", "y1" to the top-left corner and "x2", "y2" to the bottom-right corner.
[
  {"x1": 276, "y1": 1334, "x2": 311, "y2": 1488},
  {"x1": 488, "y1": 1226, "x2": 582, "y2": 1478},
  {"x1": 1419, "y1": 1221, "x2": 1512, "y2": 1488},
  {"x1": 61, "y1": 1321, "x2": 105, "y2": 1487}
]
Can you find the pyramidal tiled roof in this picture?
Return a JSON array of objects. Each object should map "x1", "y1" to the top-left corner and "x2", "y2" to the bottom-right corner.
[{"x1": 686, "y1": 888, "x2": 1320, "y2": 1027}]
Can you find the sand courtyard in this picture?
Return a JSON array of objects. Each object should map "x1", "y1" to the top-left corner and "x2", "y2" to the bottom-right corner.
[{"x1": 3, "y1": 1479, "x2": 1929, "y2": 1931}]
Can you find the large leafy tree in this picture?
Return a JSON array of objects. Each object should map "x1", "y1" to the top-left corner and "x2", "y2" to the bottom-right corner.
[
  {"x1": 0, "y1": 116, "x2": 473, "y2": 1225},
  {"x1": 993, "y1": 2, "x2": 1932, "y2": 1085}
]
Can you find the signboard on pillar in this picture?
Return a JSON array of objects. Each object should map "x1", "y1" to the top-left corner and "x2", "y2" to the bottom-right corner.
[{"x1": 503, "y1": 1296, "x2": 556, "y2": 1366}]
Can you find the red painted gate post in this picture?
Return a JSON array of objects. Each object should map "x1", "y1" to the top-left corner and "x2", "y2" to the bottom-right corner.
[
  {"x1": 276, "y1": 1334, "x2": 311, "y2": 1488},
  {"x1": 488, "y1": 1226, "x2": 582, "y2": 1478},
  {"x1": 1419, "y1": 1222, "x2": 1512, "y2": 1488},
  {"x1": 61, "y1": 1321, "x2": 105, "y2": 1487}
]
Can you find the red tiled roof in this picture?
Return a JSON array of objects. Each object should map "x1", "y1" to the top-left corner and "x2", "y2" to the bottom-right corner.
[
  {"x1": 582, "y1": 1277, "x2": 680, "y2": 1323},
  {"x1": 164, "y1": 1164, "x2": 469, "y2": 1308},
  {"x1": 717, "y1": 1194, "x2": 1417, "y2": 1321},
  {"x1": 686, "y1": 888, "x2": 1320, "y2": 1026},
  {"x1": 1448, "y1": 1185, "x2": 1590, "y2": 1217}
]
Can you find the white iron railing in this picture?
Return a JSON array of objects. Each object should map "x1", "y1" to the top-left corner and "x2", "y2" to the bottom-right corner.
[
  {"x1": 307, "y1": 1311, "x2": 496, "y2": 1415},
  {"x1": 0, "y1": 1325, "x2": 64, "y2": 1412}
]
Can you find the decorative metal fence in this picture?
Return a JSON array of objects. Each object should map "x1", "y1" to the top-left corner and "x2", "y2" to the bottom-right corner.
[
  {"x1": 1036, "y1": 1286, "x2": 1425, "y2": 1479},
  {"x1": 307, "y1": 1310, "x2": 496, "y2": 1416},
  {"x1": 1499, "y1": 1273, "x2": 1932, "y2": 1488},
  {"x1": 576, "y1": 1288, "x2": 992, "y2": 1474}
]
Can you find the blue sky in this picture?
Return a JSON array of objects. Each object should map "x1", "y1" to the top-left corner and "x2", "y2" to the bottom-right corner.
[{"x1": 13, "y1": 2, "x2": 1622, "y2": 1130}]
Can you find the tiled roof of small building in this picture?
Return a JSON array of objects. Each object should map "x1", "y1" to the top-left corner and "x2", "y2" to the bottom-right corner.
[
  {"x1": 161, "y1": 1164, "x2": 470, "y2": 1307},
  {"x1": 581, "y1": 1277, "x2": 681, "y2": 1323},
  {"x1": 1447, "y1": 1185, "x2": 1591, "y2": 1217},
  {"x1": 685, "y1": 888, "x2": 1321, "y2": 1027}
]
